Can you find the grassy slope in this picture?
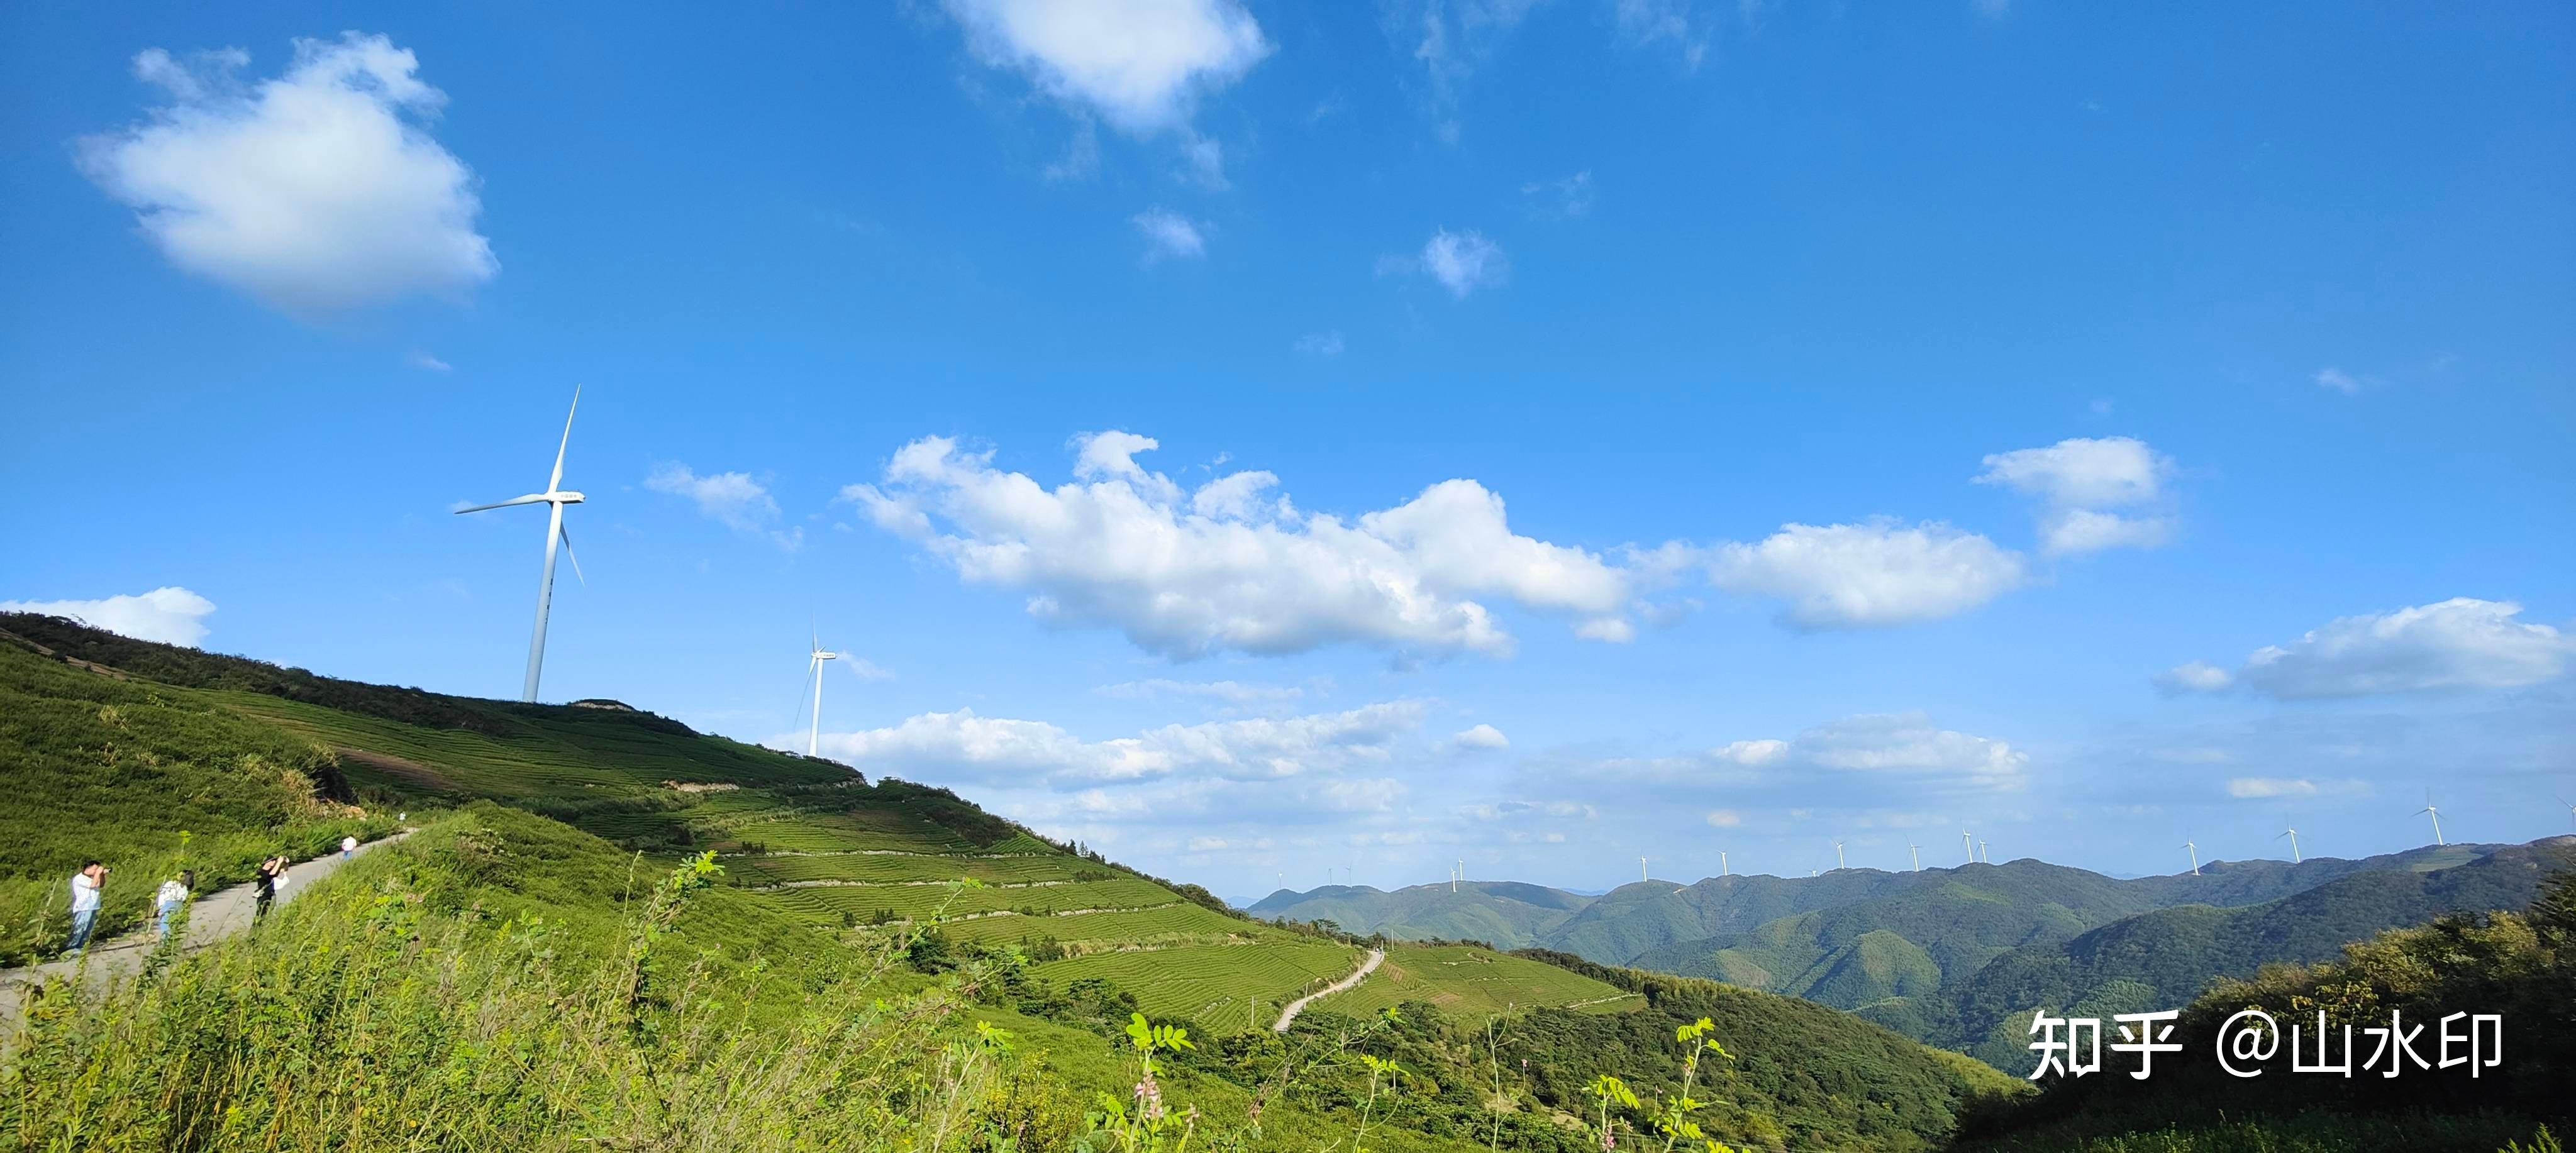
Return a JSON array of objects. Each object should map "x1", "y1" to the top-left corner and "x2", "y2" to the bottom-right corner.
[
  {"x1": 0, "y1": 615, "x2": 2028, "y2": 1150},
  {"x1": 0, "y1": 630, "x2": 392, "y2": 964},
  {"x1": 1314, "y1": 942, "x2": 1638, "y2": 1018}
]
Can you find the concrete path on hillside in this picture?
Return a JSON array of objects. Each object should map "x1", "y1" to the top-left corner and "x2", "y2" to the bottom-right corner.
[
  {"x1": 0, "y1": 830, "x2": 413, "y2": 1029},
  {"x1": 1271, "y1": 947, "x2": 1384, "y2": 1034}
]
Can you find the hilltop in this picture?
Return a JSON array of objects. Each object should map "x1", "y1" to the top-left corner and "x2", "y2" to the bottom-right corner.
[{"x1": 0, "y1": 614, "x2": 2024, "y2": 1150}]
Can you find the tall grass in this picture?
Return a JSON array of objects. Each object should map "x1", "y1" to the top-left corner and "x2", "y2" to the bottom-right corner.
[{"x1": 1, "y1": 830, "x2": 1028, "y2": 1152}]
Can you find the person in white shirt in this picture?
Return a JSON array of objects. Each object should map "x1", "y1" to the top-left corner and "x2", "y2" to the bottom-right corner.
[
  {"x1": 65, "y1": 861, "x2": 104, "y2": 957},
  {"x1": 340, "y1": 836, "x2": 358, "y2": 861},
  {"x1": 155, "y1": 871, "x2": 194, "y2": 942}
]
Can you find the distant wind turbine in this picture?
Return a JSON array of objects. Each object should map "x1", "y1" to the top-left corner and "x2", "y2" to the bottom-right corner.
[
  {"x1": 1832, "y1": 839, "x2": 1846, "y2": 870},
  {"x1": 2182, "y1": 841, "x2": 2199, "y2": 876},
  {"x1": 2559, "y1": 794, "x2": 2576, "y2": 831},
  {"x1": 1980, "y1": 839, "x2": 1990, "y2": 864},
  {"x1": 2414, "y1": 790, "x2": 2445, "y2": 846},
  {"x1": 2277, "y1": 826, "x2": 2302, "y2": 864},
  {"x1": 454, "y1": 386, "x2": 587, "y2": 703},
  {"x1": 1720, "y1": 850, "x2": 1729, "y2": 878},
  {"x1": 1961, "y1": 830, "x2": 1975, "y2": 865},
  {"x1": 1640, "y1": 856, "x2": 1648, "y2": 885},
  {"x1": 1908, "y1": 844, "x2": 1921, "y2": 872}
]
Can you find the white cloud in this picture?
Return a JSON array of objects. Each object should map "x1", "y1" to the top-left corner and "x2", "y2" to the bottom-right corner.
[
  {"x1": 1293, "y1": 330, "x2": 1345, "y2": 357},
  {"x1": 1708, "y1": 519, "x2": 2026, "y2": 629},
  {"x1": 2226, "y1": 776, "x2": 2372, "y2": 800},
  {"x1": 2041, "y1": 509, "x2": 2174, "y2": 555},
  {"x1": 1, "y1": 587, "x2": 216, "y2": 647},
  {"x1": 645, "y1": 463, "x2": 802, "y2": 551},
  {"x1": 799, "y1": 698, "x2": 1426, "y2": 785},
  {"x1": 1977, "y1": 437, "x2": 2168, "y2": 508},
  {"x1": 1131, "y1": 207, "x2": 1207, "y2": 261},
  {"x1": 1786, "y1": 712, "x2": 2029, "y2": 788},
  {"x1": 940, "y1": 0, "x2": 1269, "y2": 134},
  {"x1": 2155, "y1": 660, "x2": 2236, "y2": 695},
  {"x1": 1975, "y1": 436, "x2": 2177, "y2": 556},
  {"x1": 408, "y1": 350, "x2": 452, "y2": 372},
  {"x1": 1419, "y1": 229, "x2": 1507, "y2": 299},
  {"x1": 1575, "y1": 616, "x2": 1636, "y2": 643},
  {"x1": 79, "y1": 34, "x2": 495, "y2": 316},
  {"x1": 1713, "y1": 739, "x2": 1790, "y2": 766},
  {"x1": 841, "y1": 433, "x2": 1653, "y2": 658},
  {"x1": 2314, "y1": 367, "x2": 2363, "y2": 394},
  {"x1": 841, "y1": 658, "x2": 896, "y2": 681},
  {"x1": 1453, "y1": 723, "x2": 1510, "y2": 751},
  {"x1": 1521, "y1": 170, "x2": 1596, "y2": 218},
  {"x1": 2211, "y1": 598, "x2": 2575, "y2": 700},
  {"x1": 1704, "y1": 808, "x2": 1743, "y2": 828}
]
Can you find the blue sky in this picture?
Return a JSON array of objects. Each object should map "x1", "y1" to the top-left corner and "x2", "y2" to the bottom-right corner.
[{"x1": 4, "y1": 1, "x2": 2570, "y2": 902}]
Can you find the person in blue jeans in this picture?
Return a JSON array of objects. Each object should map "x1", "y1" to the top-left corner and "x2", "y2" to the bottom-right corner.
[
  {"x1": 64, "y1": 861, "x2": 105, "y2": 957},
  {"x1": 155, "y1": 870, "x2": 195, "y2": 942}
]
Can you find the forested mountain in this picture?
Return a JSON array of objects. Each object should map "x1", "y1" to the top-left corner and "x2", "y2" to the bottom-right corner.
[{"x1": 1868, "y1": 837, "x2": 2575, "y2": 1073}]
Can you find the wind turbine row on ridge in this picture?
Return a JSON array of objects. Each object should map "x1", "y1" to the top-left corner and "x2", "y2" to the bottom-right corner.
[{"x1": 455, "y1": 387, "x2": 586, "y2": 703}]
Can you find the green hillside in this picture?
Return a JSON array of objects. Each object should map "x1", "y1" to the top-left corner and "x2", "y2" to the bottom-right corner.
[
  {"x1": 1878, "y1": 837, "x2": 2575, "y2": 1073},
  {"x1": 1308, "y1": 942, "x2": 1640, "y2": 1018},
  {"x1": 0, "y1": 614, "x2": 2028, "y2": 1150}
]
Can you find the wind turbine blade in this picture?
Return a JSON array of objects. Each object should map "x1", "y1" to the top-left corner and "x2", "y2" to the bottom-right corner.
[
  {"x1": 558, "y1": 526, "x2": 585, "y2": 588},
  {"x1": 549, "y1": 385, "x2": 580, "y2": 492},
  {"x1": 455, "y1": 494, "x2": 548, "y2": 514}
]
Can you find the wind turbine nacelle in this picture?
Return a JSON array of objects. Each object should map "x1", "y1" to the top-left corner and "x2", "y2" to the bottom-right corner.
[{"x1": 550, "y1": 490, "x2": 586, "y2": 504}]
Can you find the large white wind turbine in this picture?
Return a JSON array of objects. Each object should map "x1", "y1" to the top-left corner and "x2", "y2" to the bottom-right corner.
[
  {"x1": 2182, "y1": 841, "x2": 2199, "y2": 876},
  {"x1": 1720, "y1": 851, "x2": 1729, "y2": 877},
  {"x1": 1640, "y1": 856, "x2": 1648, "y2": 885},
  {"x1": 1961, "y1": 830, "x2": 1975, "y2": 865},
  {"x1": 455, "y1": 387, "x2": 586, "y2": 703},
  {"x1": 1980, "y1": 839, "x2": 1990, "y2": 864},
  {"x1": 2559, "y1": 794, "x2": 2576, "y2": 830},
  {"x1": 1832, "y1": 839, "x2": 1846, "y2": 870},
  {"x1": 802, "y1": 631, "x2": 840, "y2": 757},
  {"x1": 1909, "y1": 844, "x2": 1921, "y2": 872},
  {"x1": 2277, "y1": 826, "x2": 2302, "y2": 864},
  {"x1": 2414, "y1": 790, "x2": 2445, "y2": 846}
]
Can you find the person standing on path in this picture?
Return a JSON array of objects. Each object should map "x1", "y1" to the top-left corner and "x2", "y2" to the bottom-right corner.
[
  {"x1": 253, "y1": 855, "x2": 285, "y2": 924},
  {"x1": 340, "y1": 836, "x2": 357, "y2": 861},
  {"x1": 64, "y1": 861, "x2": 105, "y2": 957},
  {"x1": 154, "y1": 871, "x2": 194, "y2": 942}
]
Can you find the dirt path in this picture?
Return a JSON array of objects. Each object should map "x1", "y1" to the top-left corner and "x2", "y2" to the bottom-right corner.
[
  {"x1": 1, "y1": 830, "x2": 414, "y2": 1029},
  {"x1": 1271, "y1": 947, "x2": 1384, "y2": 1034}
]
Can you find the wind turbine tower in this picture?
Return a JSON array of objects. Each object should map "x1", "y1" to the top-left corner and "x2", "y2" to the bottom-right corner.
[
  {"x1": 1980, "y1": 839, "x2": 1990, "y2": 864},
  {"x1": 1961, "y1": 830, "x2": 1975, "y2": 865},
  {"x1": 1720, "y1": 850, "x2": 1729, "y2": 878},
  {"x1": 1832, "y1": 839, "x2": 1846, "y2": 870},
  {"x1": 455, "y1": 387, "x2": 587, "y2": 702},
  {"x1": 2182, "y1": 841, "x2": 2199, "y2": 876},
  {"x1": 1909, "y1": 844, "x2": 1921, "y2": 872},
  {"x1": 2560, "y1": 794, "x2": 2576, "y2": 831},
  {"x1": 2277, "y1": 827, "x2": 2302, "y2": 864},
  {"x1": 2414, "y1": 791, "x2": 2445, "y2": 846},
  {"x1": 1640, "y1": 856, "x2": 1648, "y2": 885}
]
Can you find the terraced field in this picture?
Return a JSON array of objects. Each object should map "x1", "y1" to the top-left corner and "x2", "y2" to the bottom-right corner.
[
  {"x1": 1314, "y1": 944, "x2": 1641, "y2": 1019},
  {"x1": 1036, "y1": 940, "x2": 1362, "y2": 1023},
  {"x1": 942, "y1": 901, "x2": 1259, "y2": 949}
]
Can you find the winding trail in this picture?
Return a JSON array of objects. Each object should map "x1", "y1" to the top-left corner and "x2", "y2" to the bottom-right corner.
[
  {"x1": 1, "y1": 830, "x2": 413, "y2": 1030},
  {"x1": 1270, "y1": 947, "x2": 1384, "y2": 1034}
]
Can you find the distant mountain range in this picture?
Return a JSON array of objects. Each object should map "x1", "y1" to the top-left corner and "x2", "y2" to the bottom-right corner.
[{"x1": 1248, "y1": 837, "x2": 2575, "y2": 1071}]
